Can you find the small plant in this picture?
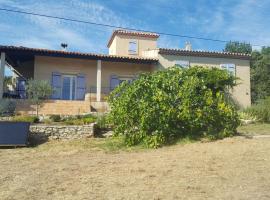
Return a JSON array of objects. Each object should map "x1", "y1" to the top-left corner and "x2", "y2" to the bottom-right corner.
[
  {"x1": 96, "y1": 115, "x2": 108, "y2": 129},
  {"x1": 63, "y1": 114, "x2": 96, "y2": 125},
  {"x1": 12, "y1": 115, "x2": 39, "y2": 123},
  {"x1": 49, "y1": 115, "x2": 61, "y2": 122},
  {"x1": 0, "y1": 99, "x2": 16, "y2": 116},
  {"x1": 244, "y1": 97, "x2": 270, "y2": 122},
  {"x1": 26, "y1": 79, "x2": 53, "y2": 117}
]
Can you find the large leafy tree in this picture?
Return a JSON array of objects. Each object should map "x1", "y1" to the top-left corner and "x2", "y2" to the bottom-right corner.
[
  {"x1": 224, "y1": 41, "x2": 252, "y2": 54},
  {"x1": 251, "y1": 47, "x2": 270, "y2": 102},
  {"x1": 108, "y1": 67, "x2": 239, "y2": 148}
]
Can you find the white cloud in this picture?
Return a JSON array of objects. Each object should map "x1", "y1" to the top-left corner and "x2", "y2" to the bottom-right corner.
[{"x1": 0, "y1": 0, "x2": 135, "y2": 53}]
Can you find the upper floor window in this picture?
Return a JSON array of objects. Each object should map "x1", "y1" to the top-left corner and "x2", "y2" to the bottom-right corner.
[
  {"x1": 128, "y1": 40, "x2": 138, "y2": 55},
  {"x1": 220, "y1": 63, "x2": 236, "y2": 75},
  {"x1": 175, "y1": 60, "x2": 190, "y2": 68}
]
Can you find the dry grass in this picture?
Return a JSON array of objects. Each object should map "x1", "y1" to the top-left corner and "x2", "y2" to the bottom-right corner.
[
  {"x1": 238, "y1": 123, "x2": 270, "y2": 136},
  {"x1": 1, "y1": 133, "x2": 270, "y2": 199}
]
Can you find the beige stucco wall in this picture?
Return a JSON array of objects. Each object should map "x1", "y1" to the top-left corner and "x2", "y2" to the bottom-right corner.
[
  {"x1": 157, "y1": 54, "x2": 251, "y2": 108},
  {"x1": 34, "y1": 55, "x2": 152, "y2": 95},
  {"x1": 101, "y1": 61, "x2": 152, "y2": 87},
  {"x1": 109, "y1": 35, "x2": 158, "y2": 57},
  {"x1": 34, "y1": 56, "x2": 97, "y2": 92}
]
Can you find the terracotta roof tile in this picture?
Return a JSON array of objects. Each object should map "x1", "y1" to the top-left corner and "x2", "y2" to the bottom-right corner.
[
  {"x1": 107, "y1": 29, "x2": 160, "y2": 47},
  {"x1": 0, "y1": 45, "x2": 158, "y2": 63},
  {"x1": 158, "y1": 48, "x2": 251, "y2": 60}
]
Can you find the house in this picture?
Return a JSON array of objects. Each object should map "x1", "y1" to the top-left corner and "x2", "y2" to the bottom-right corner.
[{"x1": 0, "y1": 30, "x2": 251, "y2": 115}]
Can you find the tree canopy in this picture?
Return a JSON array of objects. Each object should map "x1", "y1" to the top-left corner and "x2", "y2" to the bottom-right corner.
[
  {"x1": 108, "y1": 66, "x2": 239, "y2": 148},
  {"x1": 251, "y1": 47, "x2": 270, "y2": 102},
  {"x1": 224, "y1": 41, "x2": 252, "y2": 54}
]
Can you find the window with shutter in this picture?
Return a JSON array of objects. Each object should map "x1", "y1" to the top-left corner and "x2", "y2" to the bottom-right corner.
[
  {"x1": 51, "y1": 72, "x2": 62, "y2": 99},
  {"x1": 76, "y1": 74, "x2": 86, "y2": 100},
  {"x1": 128, "y1": 40, "x2": 138, "y2": 55}
]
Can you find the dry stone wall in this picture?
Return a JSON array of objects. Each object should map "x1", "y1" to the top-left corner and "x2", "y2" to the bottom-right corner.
[{"x1": 30, "y1": 124, "x2": 95, "y2": 140}]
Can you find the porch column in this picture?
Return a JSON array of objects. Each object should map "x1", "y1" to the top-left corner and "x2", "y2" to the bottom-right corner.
[
  {"x1": 0, "y1": 52, "x2": 5, "y2": 99},
  {"x1": 96, "y1": 60, "x2": 102, "y2": 102}
]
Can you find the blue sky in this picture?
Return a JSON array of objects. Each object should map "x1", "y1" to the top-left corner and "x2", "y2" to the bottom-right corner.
[{"x1": 0, "y1": 0, "x2": 270, "y2": 54}]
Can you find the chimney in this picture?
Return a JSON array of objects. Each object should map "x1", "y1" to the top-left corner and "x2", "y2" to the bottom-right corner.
[
  {"x1": 61, "y1": 43, "x2": 68, "y2": 51},
  {"x1": 185, "y1": 41, "x2": 192, "y2": 51}
]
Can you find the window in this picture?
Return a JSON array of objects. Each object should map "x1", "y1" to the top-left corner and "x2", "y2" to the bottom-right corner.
[
  {"x1": 220, "y1": 64, "x2": 236, "y2": 75},
  {"x1": 128, "y1": 40, "x2": 138, "y2": 54},
  {"x1": 62, "y1": 75, "x2": 76, "y2": 100},
  {"x1": 175, "y1": 60, "x2": 190, "y2": 68},
  {"x1": 119, "y1": 77, "x2": 133, "y2": 84}
]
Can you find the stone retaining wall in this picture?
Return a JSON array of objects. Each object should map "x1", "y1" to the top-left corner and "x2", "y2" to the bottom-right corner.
[{"x1": 30, "y1": 124, "x2": 95, "y2": 140}]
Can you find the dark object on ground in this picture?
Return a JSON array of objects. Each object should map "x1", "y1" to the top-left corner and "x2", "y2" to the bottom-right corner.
[{"x1": 0, "y1": 122, "x2": 30, "y2": 146}]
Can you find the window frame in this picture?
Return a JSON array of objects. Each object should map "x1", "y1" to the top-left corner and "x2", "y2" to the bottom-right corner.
[
  {"x1": 174, "y1": 60, "x2": 190, "y2": 68},
  {"x1": 220, "y1": 63, "x2": 236, "y2": 76},
  {"x1": 128, "y1": 40, "x2": 138, "y2": 55},
  {"x1": 61, "y1": 74, "x2": 77, "y2": 100}
]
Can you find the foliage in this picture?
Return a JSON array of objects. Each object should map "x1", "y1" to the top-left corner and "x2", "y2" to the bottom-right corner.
[
  {"x1": 49, "y1": 115, "x2": 61, "y2": 122},
  {"x1": 12, "y1": 115, "x2": 39, "y2": 123},
  {"x1": 63, "y1": 114, "x2": 96, "y2": 125},
  {"x1": 244, "y1": 97, "x2": 270, "y2": 122},
  {"x1": 108, "y1": 66, "x2": 240, "y2": 148},
  {"x1": 96, "y1": 114, "x2": 109, "y2": 129},
  {"x1": 224, "y1": 41, "x2": 252, "y2": 54},
  {"x1": 238, "y1": 111, "x2": 258, "y2": 121},
  {"x1": 250, "y1": 47, "x2": 270, "y2": 103},
  {"x1": 26, "y1": 79, "x2": 53, "y2": 116},
  {"x1": 4, "y1": 76, "x2": 14, "y2": 91},
  {"x1": 0, "y1": 99, "x2": 16, "y2": 116}
]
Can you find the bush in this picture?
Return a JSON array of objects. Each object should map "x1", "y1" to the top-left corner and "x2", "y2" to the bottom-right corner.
[
  {"x1": 108, "y1": 66, "x2": 240, "y2": 148},
  {"x1": 0, "y1": 99, "x2": 16, "y2": 116},
  {"x1": 49, "y1": 115, "x2": 61, "y2": 122},
  {"x1": 12, "y1": 115, "x2": 39, "y2": 123},
  {"x1": 244, "y1": 97, "x2": 270, "y2": 122},
  {"x1": 96, "y1": 115, "x2": 109, "y2": 129},
  {"x1": 63, "y1": 115, "x2": 96, "y2": 125}
]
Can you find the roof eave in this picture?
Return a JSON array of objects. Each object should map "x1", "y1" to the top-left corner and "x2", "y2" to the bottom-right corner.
[{"x1": 158, "y1": 48, "x2": 251, "y2": 60}]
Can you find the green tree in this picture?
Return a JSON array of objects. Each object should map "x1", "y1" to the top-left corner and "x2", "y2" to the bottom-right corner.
[
  {"x1": 108, "y1": 66, "x2": 239, "y2": 148},
  {"x1": 251, "y1": 47, "x2": 270, "y2": 102},
  {"x1": 224, "y1": 41, "x2": 252, "y2": 54},
  {"x1": 26, "y1": 79, "x2": 52, "y2": 116}
]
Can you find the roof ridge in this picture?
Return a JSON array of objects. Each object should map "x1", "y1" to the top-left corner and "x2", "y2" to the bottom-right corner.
[{"x1": 107, "y1": 29, "x2": 160, "y2": 47}]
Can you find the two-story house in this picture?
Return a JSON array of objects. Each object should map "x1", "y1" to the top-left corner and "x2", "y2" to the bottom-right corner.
[{"x1": 0, "y1": 30, "x2": 251, "y2": 115}]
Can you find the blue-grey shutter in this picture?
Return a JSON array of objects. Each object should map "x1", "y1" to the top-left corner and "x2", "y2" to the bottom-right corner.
[
  {"x1": 76, "y1": 74, "x2": 86, "y2": 100},
  {"x1": 51, "y1": 72, "x2": 62, "y2": 99},
  {"x1": 110, "y1": 75, "x2": 119, "y2": 91},
  {"x1": 16, "y1": 78, "x2": 26, "y2": 99}
]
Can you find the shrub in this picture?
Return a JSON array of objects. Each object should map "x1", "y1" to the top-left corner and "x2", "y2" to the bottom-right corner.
[
  {"x1": 49, "y1": 115, "x2": 61, "y2": 122},
  {"x1": 108, "y1": 66, "x2": 240, "y2": 148},
  {"x1": 0, "y1": 99, "x2": 16, "y2": 116},
  {"x1": 12, "y1": 115, "x2": 39, "y2": 123},
  {"x1": 244, "y1": 97, "x2": 270, "y2": 122},
  {"x1": 63, "y1": 115, "x2": 96, "y2": 125},
  {"x1": 96, "y1": 115, "x2": 109, "y2": 129}
]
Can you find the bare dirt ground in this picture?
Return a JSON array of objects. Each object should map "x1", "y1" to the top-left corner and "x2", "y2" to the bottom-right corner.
[{"x1": 1, "y1": 136, "x2": 270, "y2": 200}]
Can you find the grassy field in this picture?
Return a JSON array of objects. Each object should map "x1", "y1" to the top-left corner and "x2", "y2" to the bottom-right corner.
[{"x1": 0, "y1": 124, "x2": 270, "y2": 200}]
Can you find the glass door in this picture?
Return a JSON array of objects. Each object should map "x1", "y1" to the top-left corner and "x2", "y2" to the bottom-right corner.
[{"x1": 62, "y1": 75, "x2": 76, "y2": 100}]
